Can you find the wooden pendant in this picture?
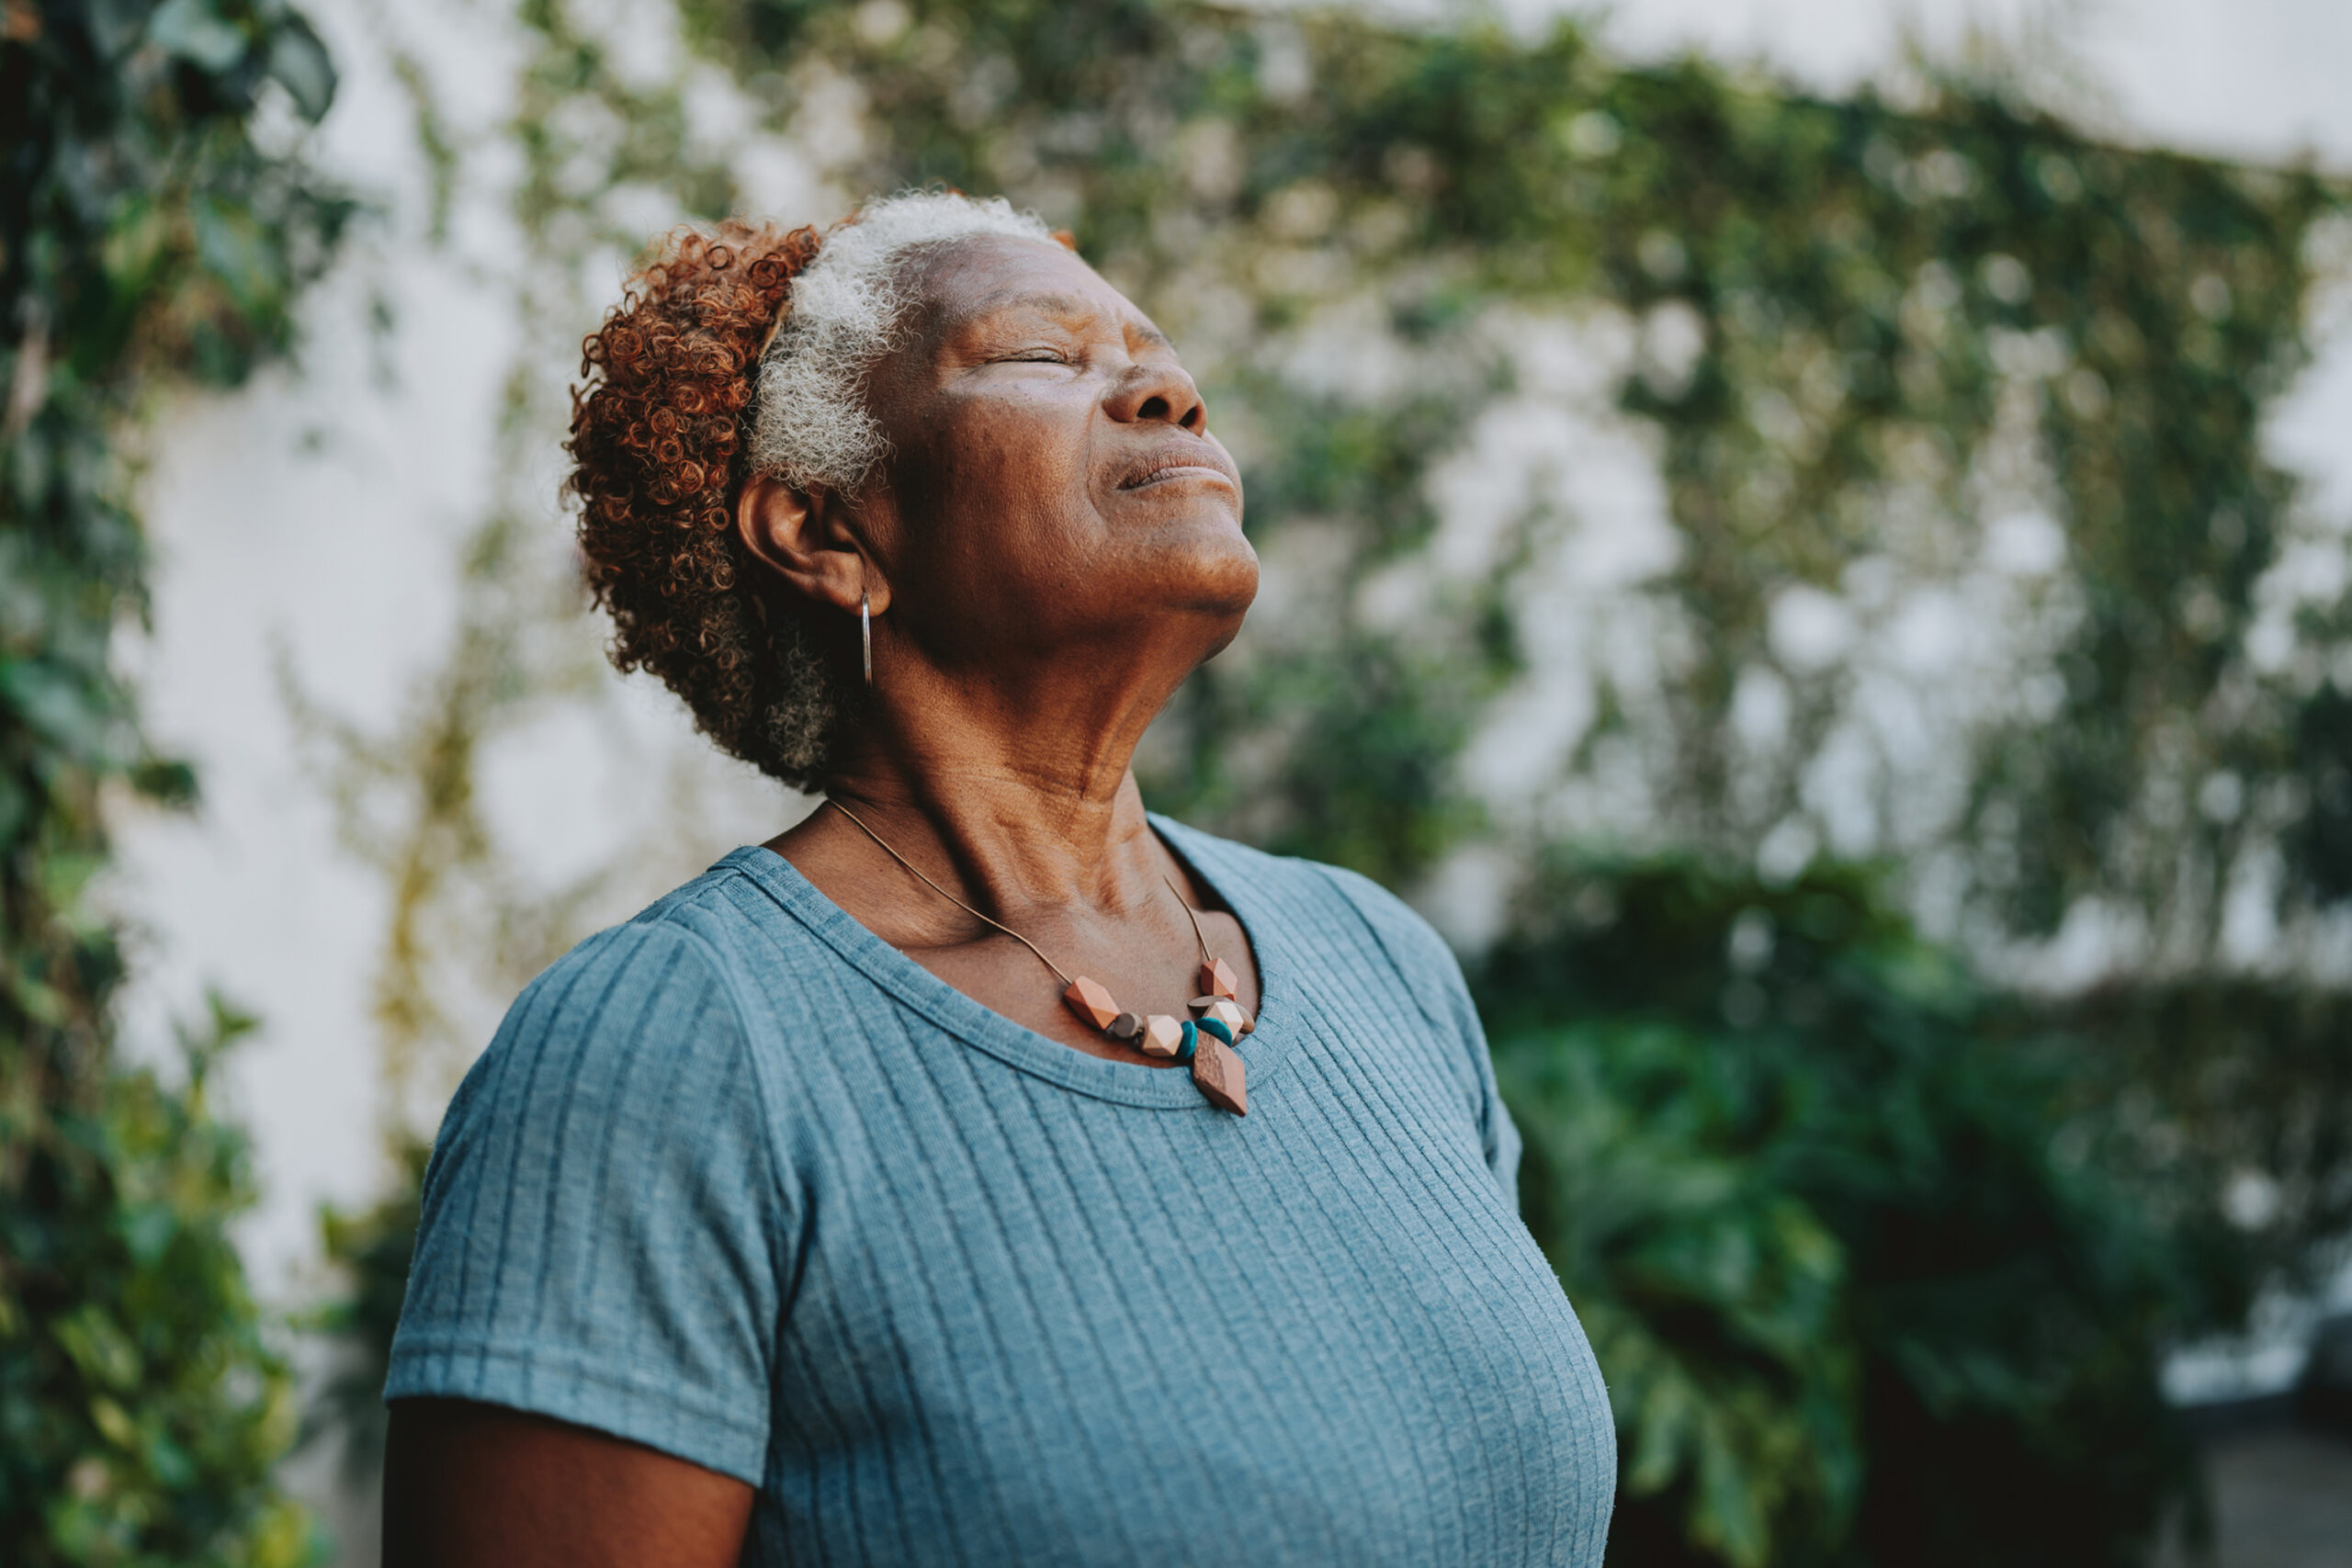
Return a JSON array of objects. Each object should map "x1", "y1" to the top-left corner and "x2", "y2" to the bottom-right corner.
[
  {"x1": 1139, "y1": 1014, "x2": 1184, "y2": 1058},
  {"x1": 1200, "y1": 957, "x2": 1239, "y2": 1000},
  {"x1": 1063, "y1": 976, "x2": 1122, "y2": 1032},
  {"x1": 1191, "y1": 1032, "x2": 1248, "y2": 1114},
  {"x1": 1194, "y1": 997, "x2": 1250, "y2": 1036}
]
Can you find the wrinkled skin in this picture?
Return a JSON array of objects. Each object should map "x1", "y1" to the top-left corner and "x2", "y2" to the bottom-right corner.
[{"x1": 385, "y1": 235, "x2": 1261, "y2": 1564}]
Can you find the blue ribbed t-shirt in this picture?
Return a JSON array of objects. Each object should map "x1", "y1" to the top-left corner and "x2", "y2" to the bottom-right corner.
[{"x1": 386, "y1": 818, "x2": 1616, "y2": 1565}]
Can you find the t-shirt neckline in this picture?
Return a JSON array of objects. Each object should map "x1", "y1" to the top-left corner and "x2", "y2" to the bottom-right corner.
[{"x1": 719, "y1": 813, "x2": 1297, "y2": 1111}]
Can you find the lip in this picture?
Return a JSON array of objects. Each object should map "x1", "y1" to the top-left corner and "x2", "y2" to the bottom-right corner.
[
  {"x1": 1115, "y1": 438, "x2": 1239, "y2": 491},
  {"x1": 1119, "y1": 463, "x2": 1236, "y2": 491}
]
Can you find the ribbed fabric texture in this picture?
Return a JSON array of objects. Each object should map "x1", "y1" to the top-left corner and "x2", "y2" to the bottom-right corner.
[{"x1": 387, "y1": 817, "x2": 1615, "y2": 1566}]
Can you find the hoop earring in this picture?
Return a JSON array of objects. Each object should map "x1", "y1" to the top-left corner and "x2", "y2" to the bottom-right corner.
[{"x1": 861, "y1": 591, "x2": 873, "y2": 686}]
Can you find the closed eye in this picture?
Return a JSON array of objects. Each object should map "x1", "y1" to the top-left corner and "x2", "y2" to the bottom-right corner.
[{"x1": 998, "y1": 347, "x2": 1074, "y2": 365}]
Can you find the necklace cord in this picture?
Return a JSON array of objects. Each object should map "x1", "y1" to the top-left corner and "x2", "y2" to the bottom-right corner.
[
  {"x1": 823, "y1": 798, "x2": 1219, "y2": 996},
  {"x1": 1163, "y1": 874, "x2": 1215, "y2": 964},
  {"x1": 826, "y1": 798, "x2": 1080, "y2": 986}
]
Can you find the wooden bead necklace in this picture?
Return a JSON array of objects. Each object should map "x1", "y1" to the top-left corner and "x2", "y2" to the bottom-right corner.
[{"x1": 827, "y1": 800, "x2": 1252, "y2": 1114}]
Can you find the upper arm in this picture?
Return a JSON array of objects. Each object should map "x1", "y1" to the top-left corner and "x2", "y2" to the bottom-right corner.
[
  {"x1": 383, "y1": 1398, "x2": 752, "y2": 1568},
  {"x1": 385, "y1": 919, "x2": 793, "y2": 1486}
]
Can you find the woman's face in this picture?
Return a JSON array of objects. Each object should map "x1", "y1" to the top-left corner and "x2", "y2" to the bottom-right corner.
[{"x1": 857, "y1": 234, "x2": 1256, "y2": 679}]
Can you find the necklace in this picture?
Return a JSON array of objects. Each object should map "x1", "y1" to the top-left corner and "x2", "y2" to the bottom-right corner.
[{"x1": 826, "y1": 799, "x2": 1252, "y2": 1114}]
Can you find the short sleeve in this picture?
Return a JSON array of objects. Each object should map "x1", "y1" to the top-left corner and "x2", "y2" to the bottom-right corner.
[
  {"x1": 384, "y1": 919, "x2": 788, "y2": 1485},
  {"x1": 1314, "y1": 863, "x2": 1524, "y2": 1211}
]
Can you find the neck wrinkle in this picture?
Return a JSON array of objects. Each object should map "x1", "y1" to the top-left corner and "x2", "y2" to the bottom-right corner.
[{"x1": 817, "y1": 657, "x2": 1182, "y2": 925}]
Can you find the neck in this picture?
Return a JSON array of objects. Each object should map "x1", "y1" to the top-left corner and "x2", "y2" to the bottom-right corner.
[{"x1": 815, "y1": 643, "x2": 1185, "y2": 919}]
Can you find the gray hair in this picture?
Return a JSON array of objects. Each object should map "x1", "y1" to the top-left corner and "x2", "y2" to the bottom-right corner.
[
  {"x1": 751, "y1": 190, "x2": 1057, "y2": 491},
  {"x1": 730, "y1": 191, "x2": 1056, "y2": 785}
]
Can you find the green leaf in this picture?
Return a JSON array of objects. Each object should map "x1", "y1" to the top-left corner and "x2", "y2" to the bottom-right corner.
[
  {"x1": 146, "y1": 0, "x2": 251, "y2": 73},
  {"x1": 129, "y1": 756, "x2": 200, "y2": 808},
  {"x1": 266, "y1": 14, "x2": 338, "y2": 122},
  {"x1": 90, "y1": 1394, "x2": 139, "y2": 1451},
  {"x1": 0, "y1": 656, "x2": 103, "y2": 751},
  {"x1": 119, "y1": 1201, "x2": 178, "y2": 1266},
  {"x1": 54, "y1": 1307, "x2": 142, "y2": 1393},
  {"x1": 192, "y1": 195, "x2": 288, "y2": 319}
]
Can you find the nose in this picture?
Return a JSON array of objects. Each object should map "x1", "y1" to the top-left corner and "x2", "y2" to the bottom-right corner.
[{"x1": 1106, "y1": 359, "x2": 1208, "y2": 433}]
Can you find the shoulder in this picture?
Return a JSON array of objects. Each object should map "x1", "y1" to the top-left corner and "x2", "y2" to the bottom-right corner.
[
  {"x1": 1157, "y1": 815, "x2": 1514, "y2": 1141},
  {"x1": 1311, "y1": 860, "x2": 1464, "y2": 984},
  {"x1": 1155, "y1": 816, "x2": 1442, "y2": 966},
  {"x1": 492, "y1": 848, "x2": 836, "y2": 1043},
  {"x1": 503, "y1": 874, "x2": 751, "y2": 1050},
  {"x1": 395, "y1": 865, "x2": 794, "y2": 1482},
  {"x1": 440, "y1": 856, "x2": 805, "y2": 1144},
  {"x1": 1155, "y1": 815, "x2": 1463, "y2": 979}
]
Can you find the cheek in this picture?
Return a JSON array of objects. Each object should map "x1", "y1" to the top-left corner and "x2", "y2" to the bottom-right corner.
[{"x1": 899, "y1": 391, "x2": 1100, "y2": 567}]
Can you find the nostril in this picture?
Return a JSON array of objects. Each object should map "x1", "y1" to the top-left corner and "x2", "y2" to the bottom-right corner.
[
  {"x1": 1180, "y1": 404, "x2": 1203, "y2": 430},
  {"x1": 1137, "y1": 394, "x2": 1171, "y2": 422}
]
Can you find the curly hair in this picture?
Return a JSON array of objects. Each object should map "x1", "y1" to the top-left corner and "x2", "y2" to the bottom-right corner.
[{"x1": 568, "y1": 193, "x2": 1054, "y2": 788}]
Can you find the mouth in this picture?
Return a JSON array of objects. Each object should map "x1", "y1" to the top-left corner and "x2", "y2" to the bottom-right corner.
[
  {"x1": 1116, "y1": 442, "x2": 1238, "y2": 491},
  {"x1": 1119, "y1": 463, "x2": 1235, "y2": 491}
]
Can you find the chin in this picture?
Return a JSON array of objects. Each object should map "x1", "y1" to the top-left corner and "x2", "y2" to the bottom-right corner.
[{"x1": 1151, "y1": 513, "x2": 1260, "y2": 620}]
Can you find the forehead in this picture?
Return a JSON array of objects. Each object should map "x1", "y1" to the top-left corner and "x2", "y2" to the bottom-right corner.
[{"x1": 903, "y1": 234, "x2": 1164, "y2": 345}]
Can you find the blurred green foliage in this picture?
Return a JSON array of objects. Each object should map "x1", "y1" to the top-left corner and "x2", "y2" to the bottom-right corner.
[
  {"x1": 3, "y1": 1000, "x2": 313, "y2": 1566},
  {"x1": 1, "y1": 0, "x2": 347, "y2": 1560},
  {"x1": 1484, "y1": 859, "x2": 2244, "y2": 1566}
]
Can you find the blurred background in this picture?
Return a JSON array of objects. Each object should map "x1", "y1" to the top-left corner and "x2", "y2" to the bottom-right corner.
[{"x1": 7, "y1": 0, "x2": 2352, "y2": 1563}]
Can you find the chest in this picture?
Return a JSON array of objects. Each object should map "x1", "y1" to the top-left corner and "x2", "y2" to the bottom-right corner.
[{"x1": 752, "y1": 1025, "x2": 1615, "y2": 1566}]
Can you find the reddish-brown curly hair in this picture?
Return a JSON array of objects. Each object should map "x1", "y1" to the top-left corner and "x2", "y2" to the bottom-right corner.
[{"x1": 567, "y1": 220, "x2": 840, "y2": 787}]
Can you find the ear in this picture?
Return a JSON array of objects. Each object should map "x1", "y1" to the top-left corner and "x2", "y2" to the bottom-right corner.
[{"x1": 735, "y1": 476, "x2": 891, "y2": 615}]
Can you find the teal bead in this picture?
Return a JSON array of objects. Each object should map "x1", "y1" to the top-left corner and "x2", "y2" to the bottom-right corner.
[
  {"x1": 1196, "y1": 1015, "x2": 1235, "y2": 1047},
  {"x1": 1176, "y1": 1019, "x2": 1199, "y2": 1062}
]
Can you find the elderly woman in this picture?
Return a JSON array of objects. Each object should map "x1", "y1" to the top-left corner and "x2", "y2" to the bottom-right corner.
[{"x1": 381, "y1": 192, "x2": 1615, "y2": 1566}]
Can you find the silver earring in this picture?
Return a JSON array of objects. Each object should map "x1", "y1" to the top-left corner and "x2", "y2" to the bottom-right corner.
[{"x1": 861, "y1": 591, "x2": 873, "y2": 686}]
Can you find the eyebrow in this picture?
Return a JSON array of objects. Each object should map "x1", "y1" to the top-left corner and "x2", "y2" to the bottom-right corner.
[{"x1": 950, "y1": 288, "x2": 1174, "y2": 351}]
